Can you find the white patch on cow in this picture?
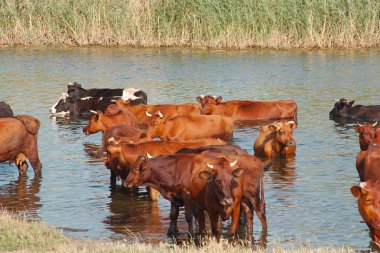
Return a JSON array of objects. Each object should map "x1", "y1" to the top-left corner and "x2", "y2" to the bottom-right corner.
[
  {"x1": 100, "y1": 97, "x2": 103, "y2": 100},
  {"x1": 122, "y1": 88, "x2": 140, "y2": 101},
  {"x1": 68, "y1": 82, "x2": 74, "y2": 86},
  {"x1": 80, "y1": 96, "x2": 92, "y2": 100}
]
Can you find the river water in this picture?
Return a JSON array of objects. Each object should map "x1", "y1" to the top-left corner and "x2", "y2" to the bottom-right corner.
[{"x1": 1, "y1": 47, "x2": 380, "y2": 251}]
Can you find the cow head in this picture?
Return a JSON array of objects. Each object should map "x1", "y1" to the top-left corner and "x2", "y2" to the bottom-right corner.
[
  {"x1": 191, "y1": 156, "x2": 243, "y2": 218},
  {"x1": 356, "y1": 122, "x2": 378, "y2": 151},
  {"x1": 83, "y1": 110, "x2": 105, "y2": 135},
  {"x1": 267, "y1": 120, "x2": 297, "y2": 148},
  {"x1": 124, "y1": 155, "x2": 151, "y2": 187},
  {"x1": 196, "y1": 95, "x2": 222, "y2": 115},
  {"x1": 105, "y1": 143, "x2": 128, "y2": 173},
  {"x1": 146, "y1": 110, "x2": 164, "y2": 138},
  {"x1": 329, "y1": 98, "x2": 355, "y2": 118},
  {"x1": 352, "y1": 181, "x2": 380, "y2": 246},
  {"x1": 50, "y1": 93, "x2": 72, "y2": 116}
]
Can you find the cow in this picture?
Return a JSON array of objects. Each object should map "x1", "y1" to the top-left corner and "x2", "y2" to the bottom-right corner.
[
  {"x1": 0, "y1": 101, "x2": 14, "y2": 117},
  {"x1": 330, "y1": 98, "x2": 380, "y2": 121},
  {"x1": 124, "y1": 153, "x2": 198, "y2": 236},
  {"x1": 193, "y1": 152, "x2": 267, "y2": 238},
  {"x1": 146, "y1": 111, "x2": 234, "y2": 141},
  {"x1": 83, "y1": 105, "x2": 139, "y2": 135},
  {"x1": 50, "y1": 82, "x2": 147, "y2": 116},
  {"x1": 196, "y1": 95, "x2": 297, "y2": 121},
  {"x1": 0, "y1": 115, "x2": 42, "y2": 176},
  {"x1": 356, "y1": 144, "x2": 380, "y2": 182},
  {"x1": 351, "y1": 180, "x2": 380, "y2": 247},
  {"x1": 114, "y1": 99, "x2": 201, "y2": 125},
  {"x1": 254, "y1": 120, "x2": 297, "y2": 158}
]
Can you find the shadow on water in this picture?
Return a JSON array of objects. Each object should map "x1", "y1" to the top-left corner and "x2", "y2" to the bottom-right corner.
[{"x1": 0, "y1": 176, "x2": 42, "y2": 221}]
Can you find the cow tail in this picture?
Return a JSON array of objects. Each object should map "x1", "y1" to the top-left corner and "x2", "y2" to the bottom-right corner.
[{"x1": 259, "y1": 171, "x2": 265, "y2": 215}]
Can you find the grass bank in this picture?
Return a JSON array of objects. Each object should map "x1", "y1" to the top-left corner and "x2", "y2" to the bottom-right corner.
[
  {"x1": 0, "y1": 0, "x2": 379, "y2": 49},
  {"x1": 0, "y1": 211, "x2": 354, "y2": 253}
]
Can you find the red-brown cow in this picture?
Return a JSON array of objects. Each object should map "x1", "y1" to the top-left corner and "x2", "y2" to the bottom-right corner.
[
  {"x1": 254, "y1": 120, "x2": 297, "y2": 158},
  {"x1": 124, "y1": 153, "x2": 198, "y2": 236},
  {"x1": 356, "y1": 122, "x2": 379, "y2": 151},
  {"x1": 146, "y1": 112, "x2": 234, "y2": 141},
  {"x1": 196, "y1": 95, "x2": 297, "y2": 121},
  {"x1": 352, "y1": 180, "x2": 380, "y2": 247},
  {"x1": 195, "y1": 152, "x2": 267, "y2": 238},
  {"x1": 356, "y1": 144, "x2": 380, "y2": 182},
  {"x1": 115, "y1": 99, "x2": 201, "y2": 125},
  {"x1": 83, "y1": 105, "x2": 139, "y2": 135},
  {"x1": 0, "y1": 115, "x2": 42, "y2": 176}
]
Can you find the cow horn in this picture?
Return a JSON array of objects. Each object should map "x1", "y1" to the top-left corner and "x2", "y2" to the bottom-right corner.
[
  {"x1": 359, "y1": 182, "x2": 367, "y2": 190},
  {"x1": 334, "y1": 99, "x2": 340, "y2": 102},
  {"x1": 288, "y1": 120, "x2": 295, "y2": 125},
  {"x1": 90, "y1": 110, "x2": 98, "y2": 114},
  {"x1": 147, "y1": 153, "x2": 153, "y2": 159},
  {"x1": 146, "y1": 111, "x2": 153, "y2": 117},
  {"x1": 230, "y1": 159, "x2": 238, "y2": 167},
  {"x1": 111, "y1": 99, "x2": 117, "y2": 102},
  {"x1": 200, "y1": 94, "x2": 205, "y2": 98},
  {"x1": 213, "y1": 95, "x2": 217, "y2": 99},
  {"x1": 373, "y1": 121, "x2": 378, "y2": 127},
  {"x1": 107, "y1": 137, "x2": 119, "y2": 144},
  {"x1": 158, "y1": 110, "x2": 163, "y2": 118},
  {"x1": 357, "y1": 122, "x2": 363, "y2": 127},
  {"x1": 206, "y1": 162, "x2": 214, "y2": 169}
]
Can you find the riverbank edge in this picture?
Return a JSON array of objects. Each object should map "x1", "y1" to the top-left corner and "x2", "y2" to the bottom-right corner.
[{"x1": 0, "y1": 211, "x2": 354, "y2": 253}]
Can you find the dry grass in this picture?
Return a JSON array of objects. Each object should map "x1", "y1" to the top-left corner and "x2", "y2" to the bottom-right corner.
[
  {"x1": 0, "y1": 210, "x2": 355, "y2": 253},
  {"x1": 0, "y1": 0, "x2": 379, "y2": 49}
]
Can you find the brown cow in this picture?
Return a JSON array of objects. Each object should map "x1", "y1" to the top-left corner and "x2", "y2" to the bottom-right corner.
[
  {"x1": 196, "y1": 152, "x2": 267, "y2": 238},
  {"x1": 124, "y1": 153, "x2": 198, "y2": 236},
  {"x1": 115, "y1": 99, "x2": 201, "y2": 125},
  {"x1": 189, "y1": 153, "x2": 245, "y2": 238},
  {"x1": 254, "y1": 120, "x2": 297, "y2": 158},
  {"x1": 196, "y1": 95, "x2": 297, "y2": 121},
  {"x1": 0, "y1": 115, "x2": 42, "y2": 176},
  {"x1": 356, "y1": 144, "x2": 380, "y2": 182},
  {"x1": 146, "y1": 112, "x2": 234, "y2": 141},
  {"x1": 176, "y1": 144, "x2": 248, "y2": 155},
  {"x1": 352, "y1": 180, "x2": 380, "y2": 247},
  {"x1": 82, "y1": 105, "x2": 139, "y2": 135}
]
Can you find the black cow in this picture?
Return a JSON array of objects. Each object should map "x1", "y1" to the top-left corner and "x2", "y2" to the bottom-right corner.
[
  {"x1": 0, "y1": 101, "x2": 14, "y2": 118},
  {"x1": 50, "y1": 82, "x2": 148, "y2": 116},
  {"x1": 330, "y1": 98, "x2": 380, "y2": 121}
]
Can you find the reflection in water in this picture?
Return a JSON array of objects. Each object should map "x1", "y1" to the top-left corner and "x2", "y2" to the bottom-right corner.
[
  {"x1": 0, "y1": 176, "x2": 42, "y2": 221},
  {"x1": 267, "y1": 157, "x2": 297, "y2": 188}
]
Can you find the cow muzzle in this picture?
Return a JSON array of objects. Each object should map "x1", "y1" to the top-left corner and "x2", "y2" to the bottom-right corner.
[
  {"x1": 220, "y1": 198, "x2": 233, "y2": 206},
  {"x1": 285, "y1": 140, "x2": 295, "y2": 147}
]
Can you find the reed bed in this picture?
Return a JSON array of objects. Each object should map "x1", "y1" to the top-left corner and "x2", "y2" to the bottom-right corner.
[
  {"x1": 0, "y1": 0, "x2": 379, "y2": 49},
  {"x1": 0, "y1": 210, "x2": 355, "y2": 253}
]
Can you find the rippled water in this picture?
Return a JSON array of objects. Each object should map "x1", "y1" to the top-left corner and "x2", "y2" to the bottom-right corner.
[{"x1": 1, "y1": 47, "x2": 380, "y2": 251}]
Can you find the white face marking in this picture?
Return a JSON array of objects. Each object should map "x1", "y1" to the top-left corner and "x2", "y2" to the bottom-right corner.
[
  {"x1": 122, "y1": 88, "x2": 140, "y2": 100},
  {"x1": 50, "y1": 93, "x2": 69, "y2": 114}
]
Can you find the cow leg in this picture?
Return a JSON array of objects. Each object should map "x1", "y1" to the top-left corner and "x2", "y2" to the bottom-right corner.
[
  {"x1": 27, "y1": 154, "x2": 42, "y2": 175},
  {"x1": 167, "y1": 202, "x2": 179, "y2": 237},
  {"x1": 15, "y1": 153, "x2": 28, "y2": 176},
  {"x1": 208, "y1": 211, "x2": 220, "y2": 238},
  {"x1": 241, "y1": 202, "x2": 253, "y2": 240},
  {"x1": 183, "y1": 199, "x2": 194, "y2": 236},
  {"x1": 110, "y1": 170, "x2": 116, "y2": 186},
  {"x1": 252, "y1": 196, "x2": 267, "y2": 231},
  {"x1": 196, "y1": 208, "x2": 206, "y2": 236},
  {"x1": 147, "y1": 187, "x2": 159, "y2": 201},
  {"x1": 230, "y1": 204, "x2": 241, "y2": 240}
]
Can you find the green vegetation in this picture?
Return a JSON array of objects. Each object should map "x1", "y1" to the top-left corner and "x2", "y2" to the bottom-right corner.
[
  {"x1": 0, "y1": 0, "x2": 379, "y2": 48},
  {"x1": 0, "y1": 210, "x2": 355, "y2": 253}
]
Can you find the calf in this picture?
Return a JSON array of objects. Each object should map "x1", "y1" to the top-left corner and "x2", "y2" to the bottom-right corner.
[
  {"x1": 330, "y1": 98, "x2": 380, "y2": 121},
  {"x1": 196, "y1": 95, "x2": 297, "y2": 121},
  {"x1": 254, "y1": 120, "x2": 297, "y2": 158},
  {"x1": 146, "y1": 111, "x2": 234, "y2": 141},
  {"x1": 0, "y1": 101, "x2": 14, "y2": 117},
  {"x1": 83, "y1": 105, "x2": 139, "y2": 135},
  {"x1": 352, "y1": 181, "x2": 380, "y2": 247}
]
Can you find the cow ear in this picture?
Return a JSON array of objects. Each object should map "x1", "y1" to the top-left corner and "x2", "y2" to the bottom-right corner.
[
  {"x1": 355, "y1": 126, "x2": 362, "y2": 133},
  {"x1": 268, "y1": 124, "x2": 277, "y2": 132},
  {"x1": 196, "y1": 96, "x2": 203, "y2": 103},
  {"x1": 351, "y1": 185, "x2": 366, "y2": 198},
  {"x1": 232, "y1": 168, "x2": 244, "y2": 178},
  {"x1": 215, "y1": 96, "x2": 223, "y2": 104},
  {"x1": 349, "y1": 100, "x2": 355, "y2": 107},
  {"x1": 199, "y1": 171, "x2": 213, "y2": 181}
]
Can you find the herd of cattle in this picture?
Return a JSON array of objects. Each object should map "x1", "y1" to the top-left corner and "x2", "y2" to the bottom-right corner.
[{"x1": 1, "y1": 84, "x2": 380, "y2": 246}]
